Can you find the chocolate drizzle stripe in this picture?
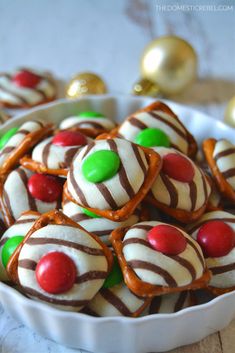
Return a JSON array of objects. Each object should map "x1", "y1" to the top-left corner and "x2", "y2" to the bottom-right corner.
[
  {"x1": 222, "y1": 168, "x2": 235, "y2": 179},
  {"x1": 149, "y1": 112, "x2": 187, "y2": 140},
  {"x1": 92, "y1": 229, "x2": 113, "y2": 236},
  {"x1": 0, "y1": 80, "x2": 29, "y2": 104},
  {"x1": 26, "y1": 237, "x2": 104, "y2": 256},
  {"x1": 128, "y1": 116, "x2": 148, "y2": 130},
  {"x1": 3, "y1": 188, "x2": 15, "y2": 222},
  {"x1": 17, "y1": 129, "x2": 29, "y2": 135},
  {"x1": 123, "y1": 237, "x2": 152, "y2": 249},
  {"x1": 131, "y1": 143, "x2": 147, "y2": 175},
  {"x1": 82, "y1": 142, "x2": 95, "y2": 159},
  {"x1": 174, "y1": 291, "x2": 188, "y2": 312},
  {"x1": 107, "y1": 139, "x2": 135, "y2": 199},
  {"x1": 186, "y1": 237, "x2": 205, "y2": 269},
  {"x1": 189, "y1": 181, "x2": 197, "y2": 211},
  {"x1": 69, "y1": 164, "x2": 89, "y2": 207},
  {"x1": 171, "y1": 255, "x2": 196, "y2": 281},
  {"x1": 18, "y1": 259, "x2": 37, "y2": 270},
  {"x1": 200, "y1": 168, "x2": 208, "y2": 200},
  {"x1": 127, "y1": 260, "x2": 177, "y2": 287},
  {"x1": 21, "y1": 286, "x2": 89, "y2": 307},
  {"x1": 210, "y1": 263, "x2": 235, "y2": 275},
  {"x1": 15, "y1": 217, "x2": 38, "y2": 225},
  {"x1": 170, "y1": 142, "x2": 183, "y2": 152},
  {"x1": 214, "y1": 148, "x2": 235, "y2": 162},
  {"x1": 16, "y1": 168, "x2": 37, "y2": 211},
  {"x1": 100, "y1": 288, "x2": 133, "y2": 316},
  {"x1": 160, "y1": 172, "x2": 178, "y2": 208},
  {"x1": 187, "y1": 218, "x2": 235, "y2": 234},
  {"x1": 149, "y1": 296, "x2": 162, "y2": 314},
  {"x1": 95, "y1": 183, "x2": 118, "y2": 209},
  {"x1": 71, "y1": 213, "x2": 91, "y2": 222},
  {"x1": 42, "y1": 142, "x2": 52, "y2": 166},
  {"x1": 75, "y1": 271, "x2": 107, "y2": 284},
  {"x1": 64, "y1": 147, "x2": 79, "y2": 168},
  {"x1": 0, "y1": 237, "x2": 8, "y2": 247},
  {"x1": 34, "y1": 88, "x2": 47, "y2": 100},
  {"x1": 82, "y1": 307, "x2": 100, "y2": 317},
  {"x1": 130, "y1": 224, "x2": 152, "y2": 231},
  {"x1": 0, "y1": 146, "x2": 15, "y2": 156}
]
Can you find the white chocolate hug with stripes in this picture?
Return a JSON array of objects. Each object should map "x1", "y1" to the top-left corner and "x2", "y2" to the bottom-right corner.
[
  {"x1": 122, "y1": 221, "x2": 205, "y2": 287},
  {"x1": 0, "y1": 212, "x2": 40, "y2": 281},
  {"x1": 0, "y1": 121, "x2": 46, "y2": 168},
  {"x1": 17, "y1": 224, "x2": 109, "y2": 311},
  {"x1": 151, "y1": 147, "x2": 211, "y2": 212},
  {"x1": 187, "y1": 211, "x2": 235, "y2": 289},
  {"x1": 31, "y1": 136, "x2": 91, "y2": 170},
  {"x1": 62, "y1": 200, "x2": 141, "y2": 245},
  {"x1": 67, "y1": 138, "x2": 148, "y2": 210},
  {"x1": 118, "y1": 109, "x2": 190, "y2": 154},
  {"x1": 86, "y1": 282, "x2": 147, "y2": 317},
  {"x1": 0, "y1": 70, "x2": 55, "y2": 106},
  {"x1": 213, "y1": 140, "x2": 235, "y2": 190},
  {"x1": 3, "y1": 167, "x2": 60, "y2": 222},
  {"x1": 59, "y1": 115, "x2": 116, "y2": 131}
]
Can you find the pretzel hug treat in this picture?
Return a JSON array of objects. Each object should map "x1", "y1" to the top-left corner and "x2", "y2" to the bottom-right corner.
[
  {"x1": 0, "y1": 211, "x2": 40, "y2": 281},
  {"x1": 186, "y1": 210, "x2": 235, "y2": 295},
  {"x1": 6, "y1": 210, "x2": 113, "y2": 311},
  {"x1": 66, "y1": 137, "x2": 162, "y2": 221},
  {"x1": 147, "y1": 147, "x2": 211, "y2": 223},
  {"x1": 116, "y1": 101, "x2": 197, "y2": 157},
  {"x1": 20, "y1": 130, "x2": 91, "y2": 177},
  {"x1": 0, "y1": 68, "x2": 56, "y2": 108},
  {"x1": 0, "y1": 120, "x2": 53, "y2": 175},
  {"x1": 110, "y1": 221, "x2": 211, "y2": 297},
  {"x1": 203, "y1": 138, "x2": 235, "y2": 202},
  {"x1": 59, "y1": 111, "x2": 116, "y2": 138},
  {"x1": 0, "y1": 167, "x2": 63, "y2": 227}
]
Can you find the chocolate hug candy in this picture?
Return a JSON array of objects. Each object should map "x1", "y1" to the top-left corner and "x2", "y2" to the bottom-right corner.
[
  {"x1": 110, "y1": 221, "x2": 210, "y2": 297},
  {"x1": 0, "y1": 167, "x2": 63, "y2": 227},
  {"x1": 66, "y1": 137, "x2": 161, "y2": 221},
  {"x1": 6, "y1": 210, "x2": 113, "y2": 312},
  {"x1": 187, "y1": 210, "x2": 235, "y2": 295},
  {"x1": 116, "y1": 101, "x2": 197, "y2": 157},
  {"x1": 203, "y1": 138, "x2": 235, "y2": 202},
  {"x1": 84, "y1": 257, "x2": 150, "y2": 317},
  {"x1": 20, "y1": 130, "x2": 90, "y2": 177},
  {"x1": 59, "y1": 111, "x2": 116, "y2": 137},
  {"x1": 0, "y1": 68, "x2": 56, "y2": 108},
  {"x1": 0, "y1": 120, "x2": 53, "y2": 175},
  {"x1": 0, "y1": 211, "x2": 40, "y2": 281},
  {"x1": 147, "y1": 147, "x2": 211, "y2": 223}
]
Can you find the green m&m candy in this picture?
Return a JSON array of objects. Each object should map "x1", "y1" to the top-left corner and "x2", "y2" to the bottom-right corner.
[
  {"x1": 103, "y1": 256, "x2": 123, "y2": 288},
  {"x1": 82, "y1": 150, "x2": 120, "y2": 183},
  {"x1": 78, "y1": 111, "x2": 104, "y2": 118},
  {"x1": 0, "y1": 127, "x2": 19, "y2": 149},
  {"x1": 1, "y1": 235, "x2": 24, "y2": 268},
  {"x1": 135, "y1": 127, "x2": 170, "y2": 148},
  {"x1": 81, "y1": 207, "x2": 101, "y2": 218}
]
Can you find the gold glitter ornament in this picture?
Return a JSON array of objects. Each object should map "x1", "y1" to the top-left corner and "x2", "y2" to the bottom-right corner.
[
  {"x1": 132, "y1": 78, "x2": 161, "y2": 97},
  {"x1": 224, "y1": 96, "x2": 235, "y2": 128},
  {"x1": 66, "y1": 72, "x2": 107, "y2": 98},
  {"x1": 140, "y1": 36, "x2": 197, "y2": 95}
]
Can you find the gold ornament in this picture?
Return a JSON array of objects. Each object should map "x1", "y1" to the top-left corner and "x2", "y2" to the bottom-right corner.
[
  {"x1": 224, "y1": 96, "x2": 235, "y2": 128},
  {"x1": 140, "y1": 36, "x2": 197, "y2": 95},
  {"x1": 132, "y1": 78, "x2": 161, "y2": 97},
  {"x1": 66, "y1": 72, "x2": 107, "y2": 99}
]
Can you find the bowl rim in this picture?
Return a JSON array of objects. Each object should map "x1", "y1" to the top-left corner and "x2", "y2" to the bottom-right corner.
[{"x1": 0, "y1": 94, "x2": 235, "y2": 324}]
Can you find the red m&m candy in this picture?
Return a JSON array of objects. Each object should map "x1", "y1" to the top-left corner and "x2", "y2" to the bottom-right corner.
[
  {"x1": 52, "y1": 131, "x2": 87, "y2": 147},
  {"x1": 28, "y1": 174, "x2": 63, "y2": 203},
  {"x1": 197, "y1": 220, "x2": 235, "y2": 258},
  {"x1": 36, "y1": 251, "x2": 77, "y2": 294},
  {"x1": 12, "y1": 69, "x2": 41, "y2": 88},
  {"x1": 162, "y1": 153, "x2": 195, "y2": 183},
  {"x1": 147, "y1": 224, "x2": 187, "y2": 255}
]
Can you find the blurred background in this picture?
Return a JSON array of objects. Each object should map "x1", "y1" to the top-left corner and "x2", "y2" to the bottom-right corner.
[{"x1": 0, "y1": 0, "x2": 235, "y2": 121}]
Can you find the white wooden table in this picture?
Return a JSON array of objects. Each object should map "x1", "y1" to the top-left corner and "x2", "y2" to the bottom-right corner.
[{"x1": 0, "y1": 1, "x2": 235, "y2": 352}]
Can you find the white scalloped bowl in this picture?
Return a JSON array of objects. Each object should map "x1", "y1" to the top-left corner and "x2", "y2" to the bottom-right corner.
[{"x1": 0, "y1": 95, "x2": 235, "y2": 353}]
